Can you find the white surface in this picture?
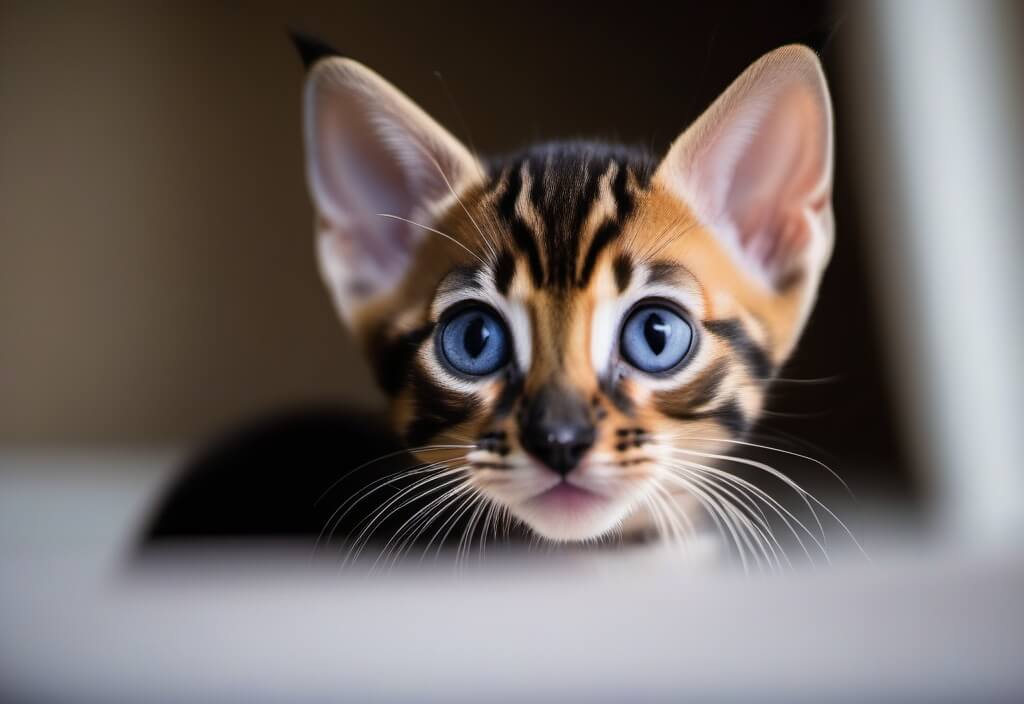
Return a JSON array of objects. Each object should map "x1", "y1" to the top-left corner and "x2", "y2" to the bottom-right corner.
[
  {"x1": 859, "y1": 0, "x2": 1024, "y2": 546},
  {"x1": 1, "y1": 453, "x2": 1022, "y2": 703}
]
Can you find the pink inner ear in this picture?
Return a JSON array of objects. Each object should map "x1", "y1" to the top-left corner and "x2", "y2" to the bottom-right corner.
[
  {"x1": 658, "y1": 47, "x2": 834, "y2": 291},
  {"x1": 314, "y1": 92, "x2": 419, "y2": 272},
  {"x1": 727, "y1": 87, "x2": 828, "y2": 283},
  {"x1": 303, "y1": 59, "x2": 481, "y2": 318}
]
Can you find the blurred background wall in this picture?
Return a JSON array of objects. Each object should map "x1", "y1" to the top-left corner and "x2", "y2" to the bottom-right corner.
[{"x1": 0, "y1": 1, "x2": 914, "y2": 499}]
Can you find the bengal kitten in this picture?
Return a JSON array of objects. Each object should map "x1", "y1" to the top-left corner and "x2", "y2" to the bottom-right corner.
[{"x1": 144, "y1": 37, "x2": 834, "y2": 563}]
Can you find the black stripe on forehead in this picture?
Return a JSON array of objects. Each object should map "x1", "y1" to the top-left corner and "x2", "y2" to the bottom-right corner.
[
  {"x1": 492, "y1": 250, "x2": 516, "y2": 294},
  {"x1": 487, "y1": 141, "x2": 655, "y2": 291},
  {"x1": 613, "y1": 253, "x2": 633, "y2": 292},
  {"x1": 703, "y1": 319, "x2": 774, "y2": 381},
  {"x1": 495, "y1": 164, "x2": 544, "y2": 288},
  {"x1": 578, "y1": 220, "x2": 619, "y2": 289},
  {"x1": 577, "y1": 156, "x2": 640, "y2": 288}
]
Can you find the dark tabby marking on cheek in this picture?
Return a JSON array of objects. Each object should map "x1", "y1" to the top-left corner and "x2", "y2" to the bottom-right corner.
[
  {"x1": 492, "y1": 249, "x2": 516, "y2": 294},
  {"x1": 654, "y1": 360, "x2": 729, "y2": 420},
  {"x1": 473, "y1": 462, "x2": 512, "y2": 470},
  {"x1": 404, "y1": 374, "x2": 475, "y2": 446},
  {"x1": 706, "y1": 399, "x2": 750, "y2": 436},
  {"x1": 613, "y1": 427, "x2": 649, "y2": 452},
  {"x1": 703, "y1": 319, "x2": 773, "y2": 381},
  {"x1": 615, "y1": 427, "x2": 646, "y2": 437},
  {"x1": 492, "y1": 369, "x2": 525, "y2": 418},
  {"x1": 370, "y1": 321, "x2": 436, "y2": 396},
  {"x1": 497, "y1": 165, "x2": 545, "y2": 288},
  {"x1": 477, "y1": 430, "x2": 511, "y2": 457},
  {"x1": 612, "y1": 253, "x2": 633, "y2": 292},
  {"x1": 670, "y1": 398, "x2": 750, "y2": 437},
  {"x1": 599, "y1": 370, "x2": 635, "y2": 417}
]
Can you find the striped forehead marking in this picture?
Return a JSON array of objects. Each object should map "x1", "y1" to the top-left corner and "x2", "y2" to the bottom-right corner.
[{"x1": 488, "y1": 142, "x2": 654, "y2": 293}]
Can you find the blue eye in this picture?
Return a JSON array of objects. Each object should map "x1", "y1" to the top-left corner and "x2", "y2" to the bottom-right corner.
[
  {"x1": 439, "y1": 305, "x2": 510, "y2": 376},
  {"x1": 620, "y1": 303, "x2": 693, "y2": 373}
]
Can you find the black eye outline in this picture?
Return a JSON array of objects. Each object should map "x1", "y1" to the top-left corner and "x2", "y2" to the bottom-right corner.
[
  {"x1": 435, "y1": 301, "x2": 513, "y2": 378},
  {"x1": 617, "y1": 298, "x2": 697, "y2": 376}
]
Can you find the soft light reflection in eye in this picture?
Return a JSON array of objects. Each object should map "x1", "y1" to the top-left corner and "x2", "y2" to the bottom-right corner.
[
  {"x1": 439, "y1": 305, "x2": 510, "y2": 376},
  {"x1": 620, "y1": 304, "x2": 693, "y2": 373}
]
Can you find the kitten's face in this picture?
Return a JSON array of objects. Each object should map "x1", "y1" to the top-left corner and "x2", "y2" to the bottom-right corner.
[{"x1": 302, "y1": 45, "x2": 834, "y2": 542}]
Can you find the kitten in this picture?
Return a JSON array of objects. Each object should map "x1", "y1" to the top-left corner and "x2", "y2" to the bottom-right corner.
[{"x1": 144, "y1": 36, "x2": 833, "y2": 560}]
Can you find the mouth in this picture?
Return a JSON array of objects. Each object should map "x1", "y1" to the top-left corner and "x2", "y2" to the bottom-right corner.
[
  {"x1": 472, "y1": 457, "x2": 643, "y2": 542},
  {"x1": 508, "y1": 473, "x2": 634, "y2": 542},
  {"x1": 525, "y1": 480, "x2": 608, "y2": 514}
]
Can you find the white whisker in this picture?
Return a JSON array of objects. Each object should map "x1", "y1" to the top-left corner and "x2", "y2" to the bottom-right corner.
[
  {"x1": 342, "y1": 466, "x2": 468, "y2": 567},
  {"x1": 372, "y1": 473, "x2": 472, "y2": 569},
  {"x1": 654, "y1": 449, "x2": 827, "y2": 563},
  {"x1": 672, "y1": 447, "x2": 867, "y2": 558},
  {"x1": 388, "y1": 481, "x2": 475, "y2": 565},
  {"x1": 377, "y1": 213, "x2": 488, "y2": 266},
  {"x1": 682, "y1": 435, "x2": 853, "y2": 496},
  {"x1": 317, "y1": 458, "x2": 458, "y2": 554},
  {"x1": 407, "y1": 129, "x2": 500, "y2": 261},
  {"x1": 315, "y1": 443, "x2": 474, "y2": 506},
  {"x1": 662, "y1": 465, "x2": 786, "y2": 571},
  {"x1": 669, "y1": 458, "x2": 818, "y2": 565},
  {"x1": 666, "y1": 470, "x2": 752, "y2": 573},
  {"x1": 424, "y1": 488, "x2": 485, "y2": 562}
]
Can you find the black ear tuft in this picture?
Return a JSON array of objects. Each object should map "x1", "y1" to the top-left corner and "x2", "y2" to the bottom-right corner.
[{"x1": 288, "y1": 30, "x2": 343, "y2": 70}]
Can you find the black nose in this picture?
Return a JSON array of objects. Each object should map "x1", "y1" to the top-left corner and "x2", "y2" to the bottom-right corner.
[{"x1": 518, "y1": 386, "x2": 596, "y2": 476}]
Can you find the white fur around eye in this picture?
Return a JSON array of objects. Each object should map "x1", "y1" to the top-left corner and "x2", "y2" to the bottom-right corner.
[
  {"x1": 430, "y1": 272, "x2": 532, "y2": 374},
  {"x1": 418, "y1": 341, "x2": 492, "y2": 397},
  {"x1": 501, "y1": 297, "x2": 533, "y2": 372},
  {"x1": 590, "y1": 263, "x2": 705, "y2": 379}
]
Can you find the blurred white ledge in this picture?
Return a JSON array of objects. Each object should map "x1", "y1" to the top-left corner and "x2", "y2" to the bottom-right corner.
[{"x1": 1, "y1": 451, "x2": 1020, "y2": 702}]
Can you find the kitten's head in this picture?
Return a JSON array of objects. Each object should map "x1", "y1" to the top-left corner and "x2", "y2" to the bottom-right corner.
[{"x1": 300, "y1": 44, "x2": 834, "y2": 542}]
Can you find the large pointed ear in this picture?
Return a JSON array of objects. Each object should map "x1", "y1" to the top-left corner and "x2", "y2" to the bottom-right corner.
[
  {"x1": 301, "y1": 56, "x2": 482, "y2": 324},
  {"x1": 656, "y1": 45, "x2": 834, "y2": 292}
]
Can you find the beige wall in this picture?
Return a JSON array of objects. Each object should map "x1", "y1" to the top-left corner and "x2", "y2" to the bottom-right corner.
[{"x1": 0, "y1": 3, "x2": 385, "y2": 444}]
